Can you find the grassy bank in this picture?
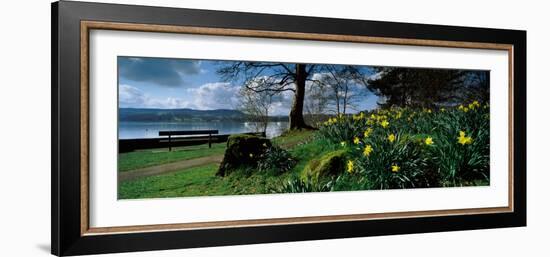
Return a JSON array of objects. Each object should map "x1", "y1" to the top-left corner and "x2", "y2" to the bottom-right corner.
[{"x1": 118, "y1": 130, "x2": 323, "y2": 199}]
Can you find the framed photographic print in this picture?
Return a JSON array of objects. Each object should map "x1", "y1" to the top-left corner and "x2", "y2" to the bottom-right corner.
[{"x1": 51, "y1": 1, "x2": 526, "y2": 256}]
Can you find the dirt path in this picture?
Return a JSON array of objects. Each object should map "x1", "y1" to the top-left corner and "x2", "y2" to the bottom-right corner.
[{"x1": 119, "y1": 154, "x2": 224, "y2": 182}]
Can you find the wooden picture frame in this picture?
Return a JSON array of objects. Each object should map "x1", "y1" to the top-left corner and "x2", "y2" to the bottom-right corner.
[{"x1": 52, "y1": 1, "x2": 526, "y2": 256}]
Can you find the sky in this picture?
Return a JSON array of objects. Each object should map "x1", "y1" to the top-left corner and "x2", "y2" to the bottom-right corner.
[{"x1": 118, "y1": 56, "x2": 379, "y2": 116}]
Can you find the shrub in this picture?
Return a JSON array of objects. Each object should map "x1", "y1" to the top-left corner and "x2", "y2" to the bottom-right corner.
[
  {"x1": 217, "y1": 134, "x2": 271, "y2": 176},
  {"x1": 257, "y1": 146, "x2": 297, "y2": 175}
]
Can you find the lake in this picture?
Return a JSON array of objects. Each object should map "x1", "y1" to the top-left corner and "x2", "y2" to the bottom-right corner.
[{"x1": 119, "y1": 121, "x2": 289, "y2": 139}]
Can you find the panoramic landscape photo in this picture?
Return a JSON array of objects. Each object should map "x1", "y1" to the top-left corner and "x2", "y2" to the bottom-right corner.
[{"x1": 117, "y1": 56, "x2": 490, "y2": 200}]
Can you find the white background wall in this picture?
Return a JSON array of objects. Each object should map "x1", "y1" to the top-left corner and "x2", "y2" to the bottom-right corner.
[{"x1": 0, "y1": 0, "x2": 547, "y2": 256}]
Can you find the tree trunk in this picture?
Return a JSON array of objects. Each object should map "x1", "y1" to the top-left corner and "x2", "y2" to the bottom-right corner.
[{"x1": 289, "y1": 64, "x2": 310, "y2": 129}]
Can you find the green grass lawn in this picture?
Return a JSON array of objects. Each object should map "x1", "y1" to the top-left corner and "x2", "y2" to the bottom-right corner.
[
  {"x1": 118, "y1": 130, "x2": 325, "y2": 199},
  {"x1": 119, "y1": 163, "x2": 296, "y2": 199},
  {"x1": 118, "y1": 142, "x2": 226, "y2": 172},
  {"x1": 272, "y1": 129, "x2": 315, "y2": 149}
]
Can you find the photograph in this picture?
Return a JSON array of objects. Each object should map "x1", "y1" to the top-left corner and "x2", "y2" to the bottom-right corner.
[
  {"x1": 117, "y1": 57, "x2": 490, "y2": 199},
  {"x1": 44, "y1": 1, "x2": 530, "y2": 255}
]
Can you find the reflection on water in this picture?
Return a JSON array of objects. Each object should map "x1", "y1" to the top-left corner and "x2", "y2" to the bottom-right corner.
[{"x1": 119, "y1": 121, "x2": 289, "y2": 139}]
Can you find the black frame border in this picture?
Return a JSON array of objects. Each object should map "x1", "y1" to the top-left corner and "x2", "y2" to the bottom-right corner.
[{"x1": 52, "y1": 1, "x2": 526, "y2": 256}]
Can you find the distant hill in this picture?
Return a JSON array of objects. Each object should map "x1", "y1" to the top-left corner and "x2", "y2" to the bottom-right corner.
[
  {"x1": 119, "y1": 108, "x2": 250, "y2": 122},
  {"x1": 119, "y1": 108, "x2": 289, "y2": 122}
]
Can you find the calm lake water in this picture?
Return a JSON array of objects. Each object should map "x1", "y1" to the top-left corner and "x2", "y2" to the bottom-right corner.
[{"x1": 119, "y1": 121, "x2": 289, "y2": 139}]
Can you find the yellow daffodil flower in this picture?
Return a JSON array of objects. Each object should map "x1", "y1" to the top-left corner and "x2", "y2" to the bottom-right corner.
[
  {"x1": 457, "y1": 131, "x2": 473, "y2": 145},
  {"x1": 391, "y1": 164, "x2": 400, "y2": 173},
  {"x1": 387, "y1": 133, "x2": 396, "y2": 143},
  {"x1": 347, "y1": 160, "x2": 354, "y2": 173},
  {"x1": 353, "y1": 137, "x2": 360, "y2": 145},
  {"x1": 340, "y1": 141, "x2": 347, "y2": 147},
  {"x1": 364, "y1": 128, "x2": 373, "y2": 138},
  {"x1": 381, "y1": 120, "x2": 389, "y2": 128},
  {"x1": 363, "y1": 145, "x2": 373, "y2": 157},
  {"x1": 425, "y1": 137, "x2": 434, "y2": 145}
]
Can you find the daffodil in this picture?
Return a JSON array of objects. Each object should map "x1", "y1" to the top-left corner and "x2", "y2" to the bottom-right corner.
[
  {"x1": 353, "y1": 112, "x2": 365, "y2": 121},
  {"x1": 363, "y1": 128, "x2": 373, "y2": 138},
  {"x1": 387, "y1": 133, "x2": 396, "y2": 143},
  {"x1": 395, "y1": 111, "x2": 402, "y2": 119},
  {"x1": 340, "y1": 141, "x2": 347, "y2": 147},
  {"x1": 469, "y1": 100, "x2": 480, "y2": 110},
  {"x1": 380, "y1": 120, "x2": 389, "y2": 128},
  {"x1": 353, "y1": 137, "x2": 360, "y2": 145},
  {"x1": 457, "y1": 130, "x2": 473, "y2": 145},
  {"x1": 347, "y1": 160, "x2": 354, "y2": 173},
  {"x1": 458, "y1": 105, "x2": 469, "y2": 112},
  {"x1": 425, "y1": 137, "x2": 434, "y2": 145},
  {"x1": 363, "y1": 145, "x2": 373, "y2": 157},
  {"x1": 391, "y1": 164, "x2": 400, "y2": 173}
]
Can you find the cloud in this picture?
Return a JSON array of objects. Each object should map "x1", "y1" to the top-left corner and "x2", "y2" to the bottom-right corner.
[
  {"x1": 119, "y1": 84, "x2": 197, "y2": 109},
  {"x1": 269, "y1": 90, "x2": 293, "y2": 116},
  {"x1": 120, "y1": 82, "x2": 296, "y2": 115},
  {"x1": 119, "y1": 84, "x2": 148, "y2": 107},
  {"x1": 187, "y1": 82, "x2": 240, "y2": 110},
  {"x1": 118, "y1": 57, "x2": 201, "y2": 87}
]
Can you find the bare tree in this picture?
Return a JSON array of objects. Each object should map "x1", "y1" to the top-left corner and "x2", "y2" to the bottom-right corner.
[
  {"x1": 237, "y1": 80, "x2": 276, "y2": 135},
  {"x1": 314, "y1": 65, "x2": 366, "y2": 115},
  {"x1": 304, "y1": 81, "x2": 330, "y2": 126}
]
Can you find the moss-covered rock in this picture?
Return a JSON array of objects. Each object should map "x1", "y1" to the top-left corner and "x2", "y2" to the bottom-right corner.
[
  {"x1": 216, "y1": 134, "x2": 272, "y2": 176},
  {"x1": 301, "y1": 150, "x2": 347, "y2": 180}
]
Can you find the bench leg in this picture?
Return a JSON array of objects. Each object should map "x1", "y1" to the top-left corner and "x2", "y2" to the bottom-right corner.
[{"x1": 208, "y1": 134, "x2": 212, "y2": 148}]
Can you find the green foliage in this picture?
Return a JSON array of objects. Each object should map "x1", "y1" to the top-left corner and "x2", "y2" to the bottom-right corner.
[
  {"x1": 366, "y1": 68, "x2": 489, "y2": 108},
  {"x1": 257, "y1": 146, "x2": 297, "y2": 175},
  {"x1": 273, "y1": 176, "x2": 334, "y2": 193}
]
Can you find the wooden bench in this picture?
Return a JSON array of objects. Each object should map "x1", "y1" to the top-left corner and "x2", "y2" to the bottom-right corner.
[{"x1": 159, "y1": 130, "x2": 219, "y2": 151}]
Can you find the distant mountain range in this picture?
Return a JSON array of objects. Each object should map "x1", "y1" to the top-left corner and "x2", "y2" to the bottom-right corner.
[{"x1": 119, "y1": 108, "x2": 287, "y2": 122}]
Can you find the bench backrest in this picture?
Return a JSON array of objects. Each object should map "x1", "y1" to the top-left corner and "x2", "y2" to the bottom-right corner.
[{"x1": 159, "y1": 130, "x2": 219, "y2": 136}]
